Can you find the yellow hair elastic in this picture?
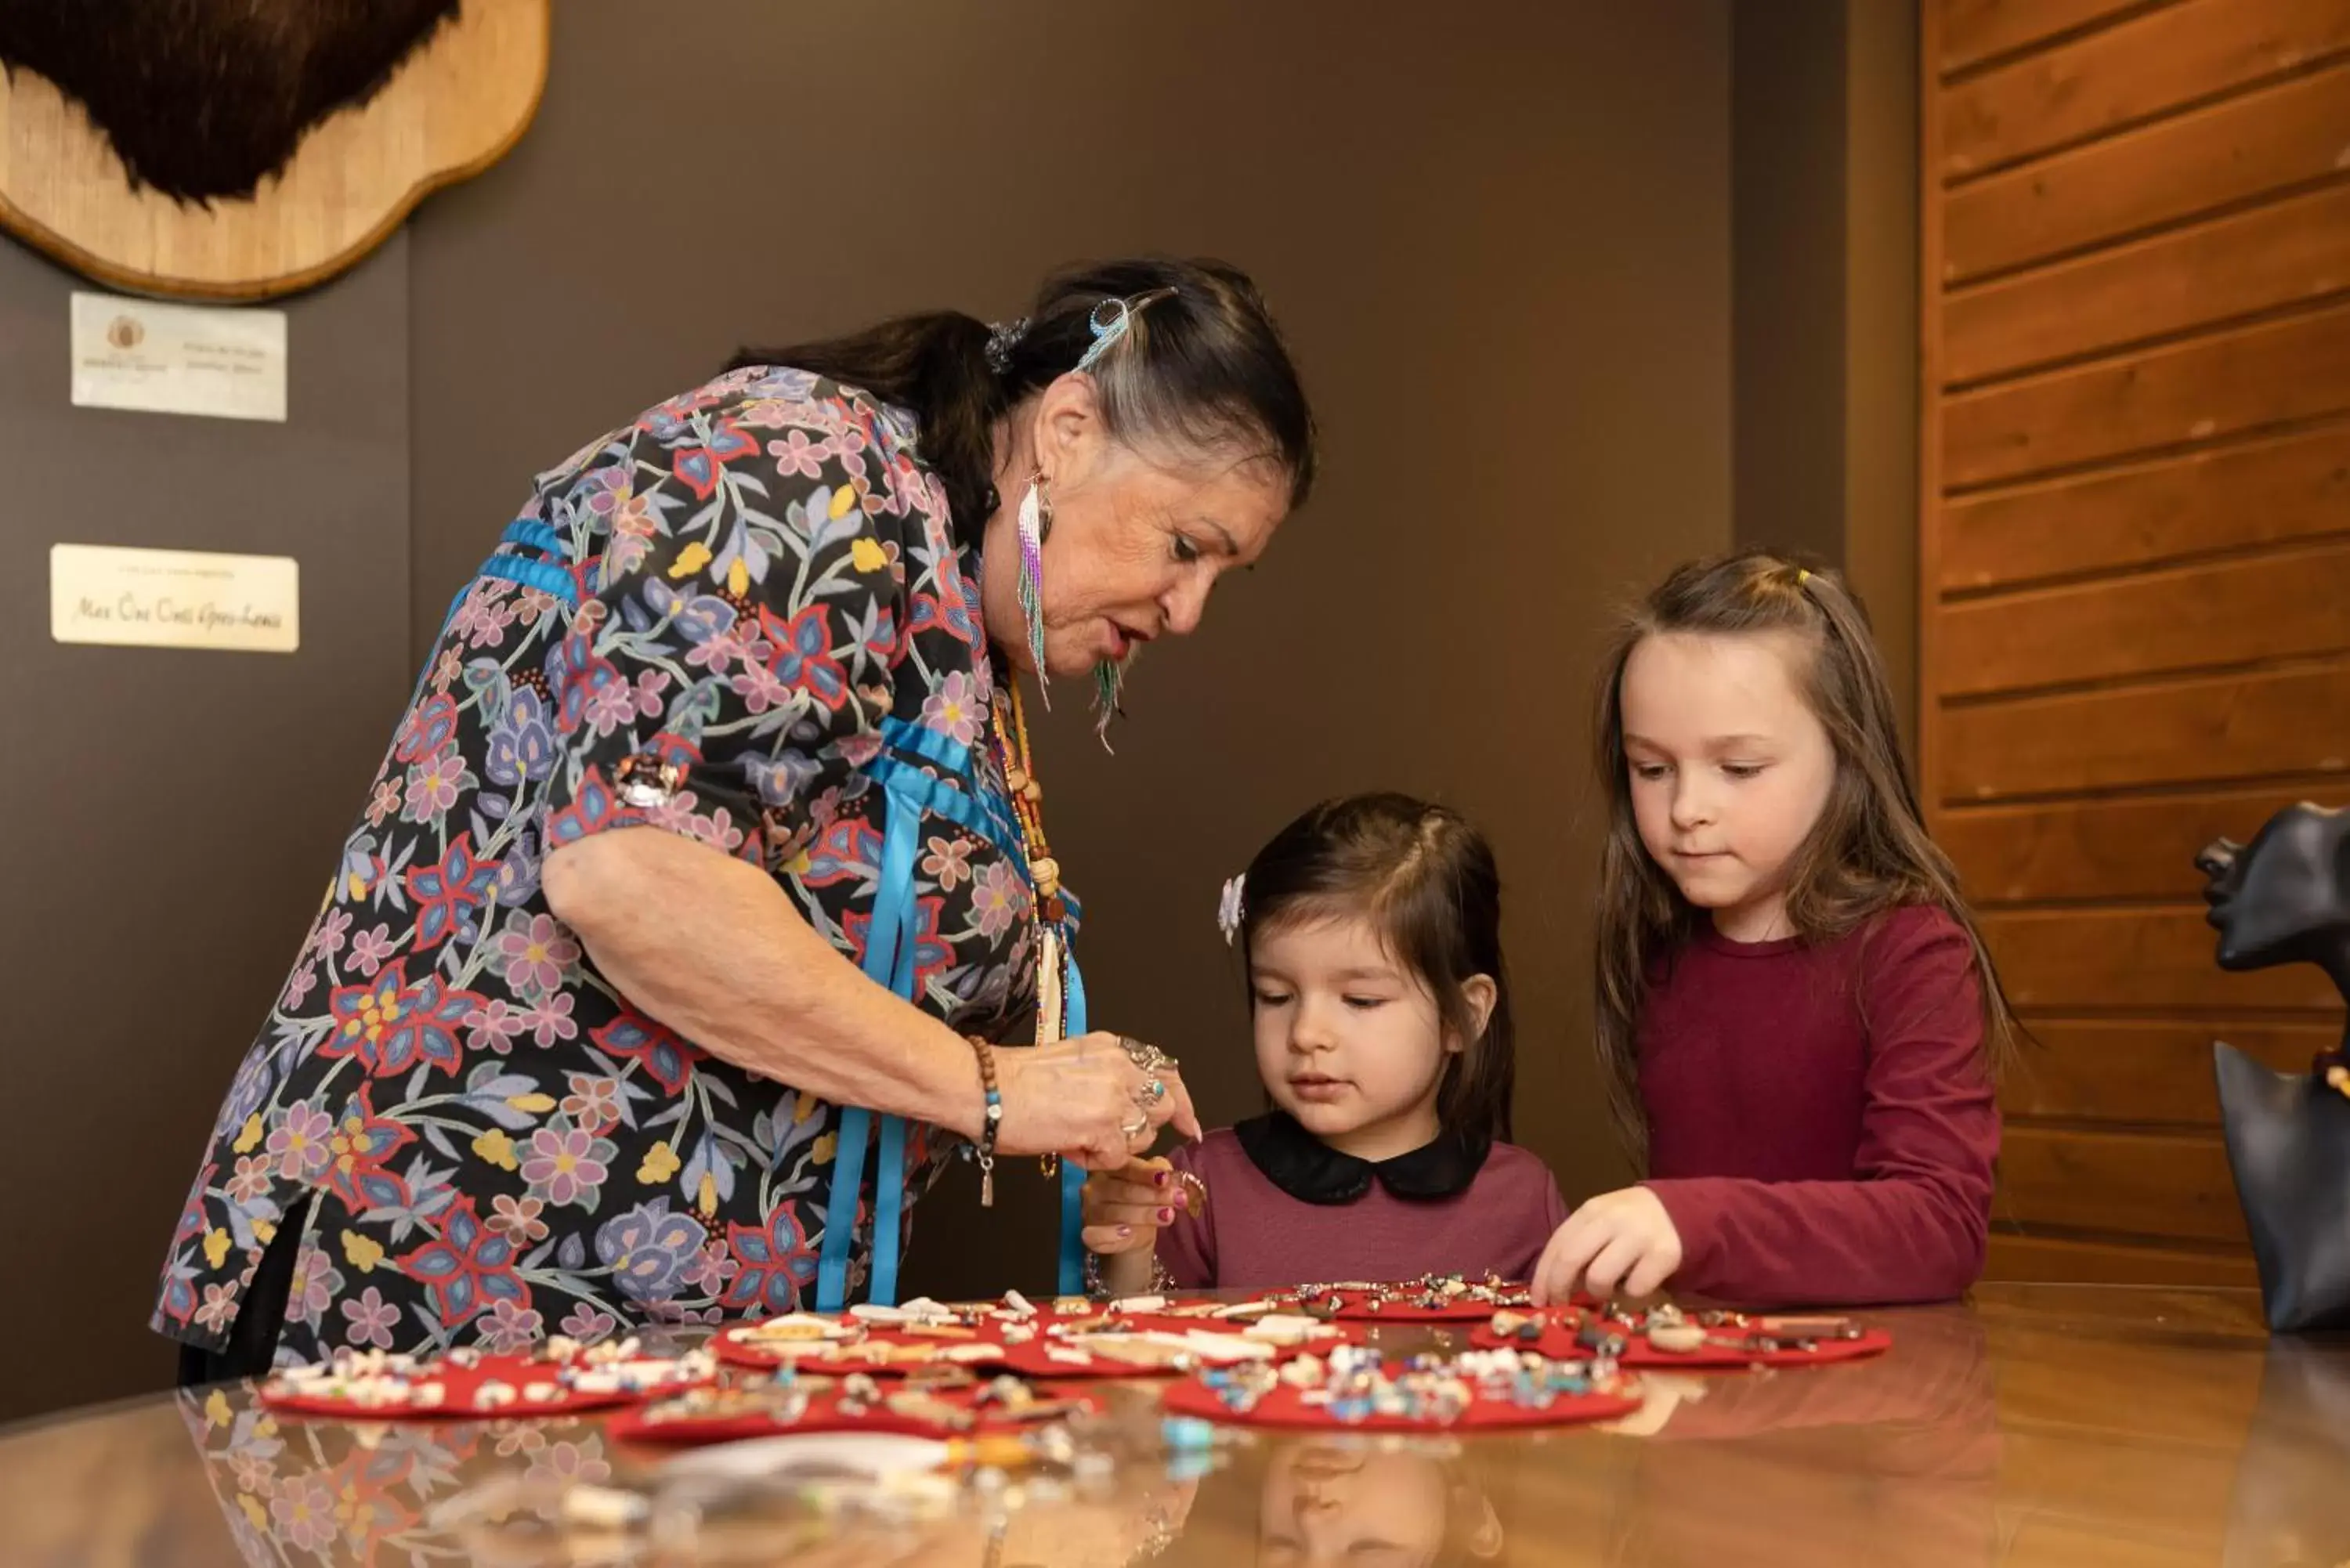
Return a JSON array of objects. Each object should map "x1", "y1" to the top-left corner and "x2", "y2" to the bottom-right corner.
[{"x1": 1796, "y1": 569, "x2": 1812, "y2": 586}]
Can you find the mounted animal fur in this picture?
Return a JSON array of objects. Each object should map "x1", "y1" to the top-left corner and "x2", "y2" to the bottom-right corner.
[{"x1": 0, "y1": 0, "x2": 463, "y2": 202}]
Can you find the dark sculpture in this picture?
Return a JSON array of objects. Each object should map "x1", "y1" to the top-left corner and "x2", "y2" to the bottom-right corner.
[
  {"x1": 0, "y1": 0, "x2": 461, "y2": 201},
  {"x1": 2201, "y1": 804, "x2": 2350, "y2": 1335}
]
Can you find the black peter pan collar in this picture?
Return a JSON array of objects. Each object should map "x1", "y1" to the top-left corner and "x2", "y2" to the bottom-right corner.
[{"x1": 1234, "y1": 1111, "x2": 1490, "y2": 1205}]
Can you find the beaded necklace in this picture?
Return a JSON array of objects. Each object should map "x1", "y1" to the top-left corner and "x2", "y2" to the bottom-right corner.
[
  {"x1": 990, "y1": 677, "x2": 1072, "y2": 1052},
  {"x1": 987, "y1": 674, "x2": 1096, "y2": 1288}
]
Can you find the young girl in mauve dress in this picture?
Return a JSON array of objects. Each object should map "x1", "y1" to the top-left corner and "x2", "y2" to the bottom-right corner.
[
  {"x1": 1083, "y1": 793, "x2": 1565, "y2": 1295},
  {"x1": 1533, "y1": 548, "x2": 2016, "y2": 1310}
]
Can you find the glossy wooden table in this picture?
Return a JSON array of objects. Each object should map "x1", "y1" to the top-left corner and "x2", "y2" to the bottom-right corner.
[{"x1": 2, "y1": 1284, "x2": 2345, "y2": 1567}]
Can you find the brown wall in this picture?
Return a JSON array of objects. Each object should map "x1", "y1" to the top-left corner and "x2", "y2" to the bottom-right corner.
[
  {"x1": 0, "y1": 235, "x2": 415, "y2": 1422},
  {"x1": 1842, "y1": 0, "x2": 1923, "y2": 751},
  {"x1": 1733, "y1": 0, "x2": 1852, "y2": 570},
  {"x1": 1920, "y1": 0, "x2": 2350, "y2": 1286},
  {"x1": 0, "y1": 0, "x2": 1731, "y2": 1417},
  {"x1": 1730, "y1": 0, "x2": 1920, "y2": 749}
]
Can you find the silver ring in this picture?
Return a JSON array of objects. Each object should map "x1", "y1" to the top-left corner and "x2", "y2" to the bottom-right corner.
[
  {"x1": 1139, "y1": 1078, "x2": 1166, "y2": 1105},
  {"x1": 1120, "y1": 1111, "x2": 1151, "y2": 1140},
  {"x1": 1119, "y1": 1036, "x2": 1177, "y2": 1074}
]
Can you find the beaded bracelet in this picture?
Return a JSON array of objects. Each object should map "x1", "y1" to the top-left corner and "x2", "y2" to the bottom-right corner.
[
  {"x1": 1083, "y1": 1248, "x2": 1177, "y2": 1301},
  {"x1": 965, "y1": 1035, "x2": 1003, "y2": 1206}
]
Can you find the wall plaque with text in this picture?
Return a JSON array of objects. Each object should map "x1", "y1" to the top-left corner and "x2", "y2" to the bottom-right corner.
[{"x1": 50, "y1": 543, "x2": 300, "y2": 653}]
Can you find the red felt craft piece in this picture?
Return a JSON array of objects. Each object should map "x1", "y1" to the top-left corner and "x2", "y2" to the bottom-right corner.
[
  {"x1": 1318, "y1": 1289, "x2": 1535, "y2": 1324},
  {"x1": 712, "y1": 1324, "x2": 1011, "y2": 1376},
  {"x1": 259, "y1": 1351, "x2": 708, "y2": 1421},
  {"x1": 713, "y1": 1317, "x2": 1193, "y2": 1378},
  {"x1": 996, "y1": 1327, "x2": 1355, "y2": 1380},
  {"x1": 1466, "y1": 1317, "x2": 1893, "y2": 1370},
  {"x1": 710, "y1": 1301, "x2": 1108, "y2": 1367},
  {"x1": 1104, "y1": 1307, "x2": 1295, "y2": 1334},
  {"x1": 608, "y1": 1382, "x2": 1104, "y2": 1446},
  {"x1": 1032, "y1": 1298, "x2": 1321, "y2": 1336},
  {"x1": 995, "y1": 1339, "x2": 1173, "y2": 1381},
  {"x1": 715, "y1": 1300, "x2": 1367, "y2": 1382},
  {"x1": 1158, "y1": 1371, "x2": 1640, "y2": 1432}
]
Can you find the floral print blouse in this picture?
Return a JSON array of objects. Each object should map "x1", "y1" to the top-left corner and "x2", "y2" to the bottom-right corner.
[{"x1": 154, "y1": 368, "x2": 1042, "y2": 1364}]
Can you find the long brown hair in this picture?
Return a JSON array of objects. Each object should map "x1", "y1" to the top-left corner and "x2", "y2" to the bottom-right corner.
[
  {"x1": 1239, "y1": 794, "x2": 1517, "y2": 1146},
  {"x1": 1592, "y1": 548, "x2": 2018, "y2": 1160}
]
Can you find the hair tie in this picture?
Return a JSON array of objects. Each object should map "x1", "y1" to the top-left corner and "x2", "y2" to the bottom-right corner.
[
  {"x1": 983, "y1": 316, "x2": 1029, "y2": 375},
  {"x1": 1795, "y1": 569, "x2": 1812, "y2": 586}
]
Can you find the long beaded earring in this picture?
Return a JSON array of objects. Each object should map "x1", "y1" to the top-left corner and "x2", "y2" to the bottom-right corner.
[
  {"x1": 1015, "y1": 469, "x2": 1050, "y2": 702},
  {"x1": 1092, "y1": 658, "x2": 1124, "y2": 746}
]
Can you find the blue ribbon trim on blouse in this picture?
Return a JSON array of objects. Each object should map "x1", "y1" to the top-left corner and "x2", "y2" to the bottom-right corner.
[
  {"x1": 814, "y1": 714, "x2": 1088, "y2": 1310},
  {"x1": 408, "y1": 521, "x2": 585, "y2": 709},
  {"x1": 1059, "y1": 962, "x2": 1090, "y2": 1296},
  {"x1": 454, "y1": 519, "x2": 580, "y2": 619}
]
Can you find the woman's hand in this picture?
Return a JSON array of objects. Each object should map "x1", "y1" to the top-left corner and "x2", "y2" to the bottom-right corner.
[
  {"x1": 1081, "y1": 1157, "x2": 1179, "y2": 1255},
  {"x1": 992, "y1": 1031, "x2": 1199, "y2": 1170},
  {"x1": 1531, "y1": 1186, "x2": 1683, "y2": 1305}
]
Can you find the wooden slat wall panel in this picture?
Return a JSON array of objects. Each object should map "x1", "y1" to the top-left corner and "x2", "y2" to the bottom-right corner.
[
  {"x1": 1925, "y1": 0, "x2": 2350, "y2": 1283},
  {"x1": 1937, "y1": 421, "x2": 2350, "y2": 591},
  {"x1": 1939, "y1": 666, "x2": 2350, "y2": 800},
  {"x1": 1942, "y1": 786, "x2": 2334, "y2": 901},
  {"x1": 1938, "y1": 543, "x2": 2350, "y2": 696},
  {"x1": 1941, "y1": 0, "x2": 2156, "y2": 75},
  {"x1": 1942, "y1": 302, "x2": 2350, "y2": 488},
  {"x1": 1942, "y1": 0, "x2": 2350, "y2": 177},
  {"x1": 1944, "y1": 182, "x2": 2350, "y2": 384},
  {"x1": 1983, "y1": 907, "x2": 2341, "y2": 1010},
  {"x1": 1943, "y1": 60, "x2": 2350, "y2": 282},
  {"x1": 1997, "y1": 1125, "x2": 2247, "y2": 1244},
  {"x1": 2002, "y1": 1019, "x2": 2330, "y2": 1123}
]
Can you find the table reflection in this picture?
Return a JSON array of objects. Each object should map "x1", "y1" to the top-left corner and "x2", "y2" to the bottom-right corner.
[
  {"x1": 177, "y1": 1382, "x2": 620, "y2": 1567},
  {"x1": 174, "y1": 1374, "x2": 1201, "y2": 1568},
  {"x1": 1254, "y1": 1440, "x2": 1504, "y2": 1568},
  {"x1": 1596, "y1": 1310, "x2": 1998, "y2": 1568},
  {"x1": 2224, "y1": 1341, "x2": 2350, "y2": 1568},
  {"x1": 42, "y1": 1290, "x2": 2341, "y2": 1568}
]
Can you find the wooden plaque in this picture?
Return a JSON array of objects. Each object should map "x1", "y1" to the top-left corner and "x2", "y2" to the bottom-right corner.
[{"x1": 0, "y1": 0, "x2": 548, "y2": 302}]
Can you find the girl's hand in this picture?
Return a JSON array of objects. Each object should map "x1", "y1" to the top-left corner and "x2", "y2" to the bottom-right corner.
[
  {"x1": 1531, "y1": 1186, "x2": 1683, "y2": 1304},
  {"x1": 992, "y1": 1031, "x2": 1200, "y2": 1170},
  {"x1": 1080, "y1": 1157, "x2": 1179, "y2": 1256}
]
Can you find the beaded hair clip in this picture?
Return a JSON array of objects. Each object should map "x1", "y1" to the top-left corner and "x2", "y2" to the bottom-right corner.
[{"x1": 1074, "y1": 288, "x2": 1180, "y2": 375}]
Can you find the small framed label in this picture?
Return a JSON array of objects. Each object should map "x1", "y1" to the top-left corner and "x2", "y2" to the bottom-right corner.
[
  {"x1": 70, "y1": 292, "x2": 288, "y2": 423},
  {"x1": 51, "y1": 544, "x2": 301, "y2": 654}
]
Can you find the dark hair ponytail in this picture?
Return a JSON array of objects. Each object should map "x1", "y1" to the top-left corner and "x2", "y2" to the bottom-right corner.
[{"x1": 727, "y1": 257, "x2": 1317, "y2": 548}]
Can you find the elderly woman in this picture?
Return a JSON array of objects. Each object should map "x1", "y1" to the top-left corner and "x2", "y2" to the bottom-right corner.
[{"x1": 156, "y1": 257, "x2": 1317, "y2": 1376}]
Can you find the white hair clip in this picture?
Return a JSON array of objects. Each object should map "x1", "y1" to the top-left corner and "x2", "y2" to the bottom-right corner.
[{"x1": 1217, "y1": 874, "x2": 1246, "y2": 948}]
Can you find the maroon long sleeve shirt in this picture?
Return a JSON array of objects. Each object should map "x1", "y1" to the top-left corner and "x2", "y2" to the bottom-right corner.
[{"x1": 1639, "y1": 904, "x2": 2000, "y2": 1307}]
